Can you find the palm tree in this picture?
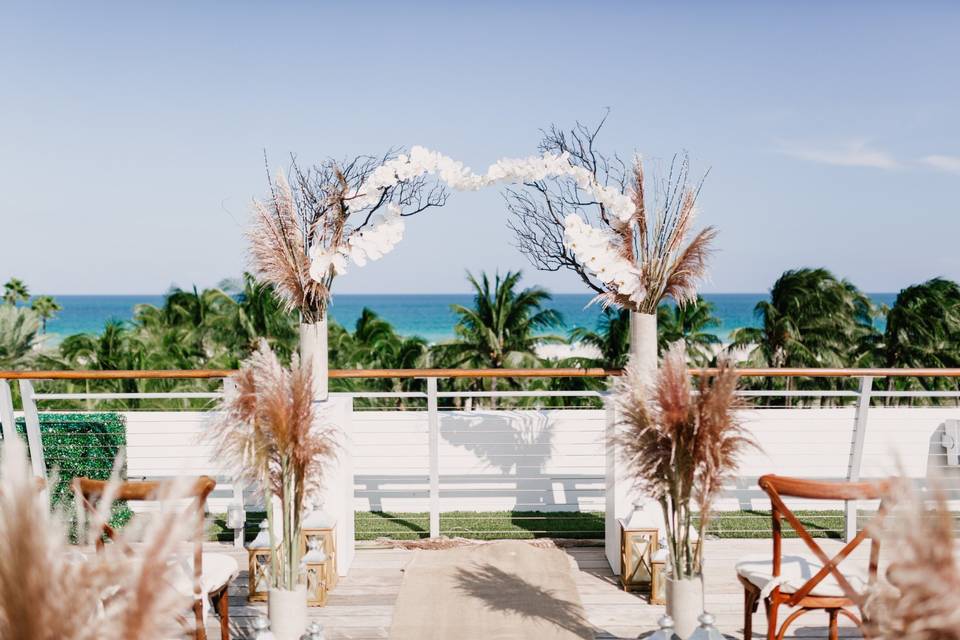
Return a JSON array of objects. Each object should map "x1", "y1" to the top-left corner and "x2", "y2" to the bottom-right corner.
[
  {"x1": 568, "y1": 307, "x2": 630, "y2": 369},
  {"x1": 0, "y1": 306, "x2": 41, "y2": 369},
  {"x1": 729, "y1": 268, "x2": 873, "y2": 369},
  {"x1": 336, "y1": 308, "x2": 428, "y2": 403},
  {"x1": 30, "y1": 295, "x2": 62, "y2": 334},
  {"x1": 871, "y1": 278, "x2": 960, "y2": 399},
  {"x1": 657, "y1": 296, "x2": 721, "y2": 366},
  {"x1": 729, "y1": 268, "x2": 874, "y2": 400},
  {"x1": 233, "y1": 273, "x2": 298, "y2": 362},
  {"x1": 437, "y1": 271, "x2": 562, "y2": 398},
  {"x1": 3, "y1": 278, "x2": 29, "y2": 306}
]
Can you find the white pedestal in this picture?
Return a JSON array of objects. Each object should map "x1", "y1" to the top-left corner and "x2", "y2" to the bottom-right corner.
[
  {"x1": 316, "y1": 395, "x2": 355, "y2": 576},
  {"x1": 606, "y1": 311, "x2": 661, "y2": 575}
]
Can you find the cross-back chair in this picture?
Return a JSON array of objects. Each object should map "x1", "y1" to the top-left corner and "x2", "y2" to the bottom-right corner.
[
  {"x1": 72, "y1": 476, "x2": 237, "y2": 640},
  {"x1": 736, "y1": 474, "x2": 890, "y2": 640}
]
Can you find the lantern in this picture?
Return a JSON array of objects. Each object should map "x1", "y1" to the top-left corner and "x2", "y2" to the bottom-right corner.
[
  {"x1": 619, "y1": 519, "x2": 658, "y2": 592},
  {"x1": 252, "y1": 615, "x2": 274, "y2": 640},
  {"x1": 247, "y1": 520, "x2": 272, "y2": 602},
  {"x1": 689, "y1": 613, "x2": 724, "y2": 640},
  {"x1": 301, "y1": 511, "x2": 337, "y2": 590},
  {"x1": 650, "y1": 546, "x2": 668, "y2": 605},
  {"x1": 301, "y1": 622, "x2": 325, "y2": 640},
  {"x1": 304, "y1": 537, "x2": 329, "y2": 607},
  {"x1": 643, "y1": 615, "x2": 677, "y2": 640},
  {"x1": 650, "y1": 539, "x2": 702, "y2": 605}
]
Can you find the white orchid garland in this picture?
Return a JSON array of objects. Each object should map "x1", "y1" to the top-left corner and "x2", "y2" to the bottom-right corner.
[{"x1": 308, "y1": 145, "x2": 645, "y2": 306}]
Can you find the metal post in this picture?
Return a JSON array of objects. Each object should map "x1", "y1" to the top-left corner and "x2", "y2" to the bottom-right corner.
[
  {"x1": 0, "y1": 380, "x2": 14, "y2": 440},
  {"x1": 427, "y1": 377, "x2": 440, "y2": 539},
  {"x1": 221, "y1": 377, "x2": 247, "y2": 548},
  {"x1": 18, "y1": 380, "x2": 47, "y2": 478},
  {"x1": 845, "y1": 376, "x2": 873, "y2": 541}
]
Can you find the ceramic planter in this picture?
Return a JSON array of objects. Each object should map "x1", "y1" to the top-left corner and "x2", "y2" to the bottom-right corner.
[{"x1": 268, "y1": 585, "x2": 308, "y2": 640}]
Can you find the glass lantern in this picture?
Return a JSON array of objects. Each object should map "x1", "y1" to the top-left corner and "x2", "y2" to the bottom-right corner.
[
  {"x1": 301, "y1": 511, "x2": 337, "y2": 590},
  {"x1": 301, "y1": 621, "x2": 325, "y2": 640},
  {"x1": 304, "y1": 536, "x2": 329, "y2": 607},
  {"x1": 643, "y1": 614, "x2": 677, "y2": 640},
  {"x1": 252, "y1": 615, "x2": 275, "y2": 640},
  {"x1": 619, "y1": 518, "x2": 658, "y2": 592},
  {"x1": 247, "y1": 520, "x2": 272, "y2": 602},
  {"x1": 688, "y1": 612, "x2": 724, "y2": 640}
]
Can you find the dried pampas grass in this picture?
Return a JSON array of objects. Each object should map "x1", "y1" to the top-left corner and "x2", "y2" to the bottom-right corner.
[
  {"x1": 0, "y1": 437, "x2": 201, "y2": 640},
  {"x1": 609, "y1": 155, "x2": 717, "y2": 313},
  {"x1": 861, "y1": 477, "x2": 960, "y2": 640},
  {"x1": 207, "y1": 340, "x2": 336, "y2": 590},
  {"x1": 249, "y1": 171, "x2": 333, "y2": 322},
  {"x1": 615, "y1": 342, "x2": 753, "y2": 577}
]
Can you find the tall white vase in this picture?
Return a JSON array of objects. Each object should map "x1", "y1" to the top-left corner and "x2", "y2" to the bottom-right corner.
[
  {"x1": 300, "y1": 319, "x2": 328, "y2": 402},
  {"x1": 665, "y1": 575, "x2": 703, "y2": 639},
  {"x1": 268, "y1": 585, "x2": 308, "y2": 640},
  {"x1": 628, "y1": 311, "x2": 657, "y2": 383}
]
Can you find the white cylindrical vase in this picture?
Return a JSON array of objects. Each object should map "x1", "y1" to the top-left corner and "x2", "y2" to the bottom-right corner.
[
  {"x1": 300, "y1": 319, "x2": 329, "y2": 402},
  {"x1": 268, "y1": 585, "x2": 308, "y2": 640},
  {"x1": 665, "y1": 575, "x2": 703, "y2": 639},
  {"x1": 628, "y1": 311, "x2": 657, "y2": 384}
]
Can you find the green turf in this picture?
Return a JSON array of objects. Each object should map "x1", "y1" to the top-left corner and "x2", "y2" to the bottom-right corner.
[{"x1": 206, "y1": 509, "x2": 850, "y2": 543}]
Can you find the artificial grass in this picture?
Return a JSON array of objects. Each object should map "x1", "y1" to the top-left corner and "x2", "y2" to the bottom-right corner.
[{"x1": 206, "y1": 509, "x2": 848, "y2": 543}]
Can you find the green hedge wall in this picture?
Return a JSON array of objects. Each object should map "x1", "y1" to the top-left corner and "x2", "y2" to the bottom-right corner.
[{"x1": 13, "y1": 412, "x2": 127, "y2": 509}]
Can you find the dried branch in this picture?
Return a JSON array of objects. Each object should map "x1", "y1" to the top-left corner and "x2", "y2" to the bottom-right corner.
[{"x1": 506, "y1": 112, "x2": 626, "y2": 293}]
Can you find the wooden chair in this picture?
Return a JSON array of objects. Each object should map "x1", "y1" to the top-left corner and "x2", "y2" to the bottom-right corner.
[
  {"x1": 72, "y1": 476, "x2": 237, "y2": 640},
  {"x1": 736, "y1": 474, "x2": 890, "y2": 640}
]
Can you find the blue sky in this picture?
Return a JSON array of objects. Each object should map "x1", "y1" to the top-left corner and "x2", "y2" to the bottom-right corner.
[{"x1": 1, "y1": 1, "x2": 958, "y2": 295}]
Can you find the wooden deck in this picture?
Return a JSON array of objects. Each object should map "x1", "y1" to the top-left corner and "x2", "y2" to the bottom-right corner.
[{"x1": 212, "y1": 538, "x2": 866, "y2": 639}]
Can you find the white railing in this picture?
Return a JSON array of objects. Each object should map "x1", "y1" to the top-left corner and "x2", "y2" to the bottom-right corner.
[{"x1": 1, "y1": 368, "x2": 959, "y2": 546}]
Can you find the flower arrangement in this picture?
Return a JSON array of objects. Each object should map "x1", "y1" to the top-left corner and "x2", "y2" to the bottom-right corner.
[
  {"x1": 0, "y1": 437, "x2": 199, "y2": 640},
  {"x1": 563, "y1": 156, "x2": 717, "y2": 313},
  {"x1": 207, "y1": 340, "x2": 335, "y2": 591},
  {"x1": 615, "y1": 343, "x2": 753, "y2": 579},
  {"x1": 248, "y1": 151, "x2": 449, "y2": 322},
  {"x1": 860, "y1": 477, "x2": 960, "y2": 639}
]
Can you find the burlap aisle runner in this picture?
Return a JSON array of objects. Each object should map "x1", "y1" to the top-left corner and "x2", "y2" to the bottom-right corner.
[{"x1": 388, "y1": 540, "x2": 594, "y2": 640}]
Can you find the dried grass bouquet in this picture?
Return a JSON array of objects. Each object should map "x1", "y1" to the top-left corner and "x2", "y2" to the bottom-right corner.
[
  {"x1": 0, "y1": 436, "x2": 201, "y2": 640},
  {"x1": 615, "y1": 342, "x2": 753, "y2": 578},
  {"x1": 207, "y1": 340, "x2": 336, "y2": 590},
  {"x1": 860, "y1": 477, "x2": 960, "y2": 640}
]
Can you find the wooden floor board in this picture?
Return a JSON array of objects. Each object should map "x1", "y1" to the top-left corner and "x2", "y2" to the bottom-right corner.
[{"x1": 201, "y1": 539, "x2": 865, "y2": 639}]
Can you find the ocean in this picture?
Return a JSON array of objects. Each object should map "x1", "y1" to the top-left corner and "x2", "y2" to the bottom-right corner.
[{"x1": 42, "y1": 293, "x2": 898, "y2": 344}]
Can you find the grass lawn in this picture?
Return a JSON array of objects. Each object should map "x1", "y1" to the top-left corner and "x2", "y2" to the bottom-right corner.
[{"x1": 209, "y1": 509, "x2": 848, "y2": 543}]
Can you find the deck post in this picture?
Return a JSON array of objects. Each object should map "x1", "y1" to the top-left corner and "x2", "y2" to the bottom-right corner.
[
  {"x1": 845, "y1": 376, "x2": 873, "y2": 541},
  {"x1": 427, "y1": 377, "x2": 440, "y2": 539},
  {"x1": 0, "y1": 380, "x2": 14, "y2": 441},
  {"x1": 18, "y1": 380, "x2": 47, "y2": 478},
  {"x1": 221, "y1": 377, "x2": 247, "y2": 549}
]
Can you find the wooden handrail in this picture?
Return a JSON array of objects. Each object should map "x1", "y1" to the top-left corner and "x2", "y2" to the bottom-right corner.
[{"x1": 2, "y1": 367, "x2": 960, "y2": 380}]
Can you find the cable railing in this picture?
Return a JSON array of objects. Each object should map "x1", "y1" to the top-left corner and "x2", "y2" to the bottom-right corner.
[{"x1": 1, "y1": 367, "x2": 959, "y2": 542}]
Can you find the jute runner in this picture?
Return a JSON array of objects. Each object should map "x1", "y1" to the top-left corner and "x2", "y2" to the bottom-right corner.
[{"x1": 388, "y1": 540, "x2": 594, "y2": 640}]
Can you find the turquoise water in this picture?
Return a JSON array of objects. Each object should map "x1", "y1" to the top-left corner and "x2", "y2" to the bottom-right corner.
[{"x1": 42, "y1": 292, "x2": 899, "y2": 344}]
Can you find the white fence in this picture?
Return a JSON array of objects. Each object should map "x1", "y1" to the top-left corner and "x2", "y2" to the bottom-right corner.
[{"x1": 2, "y1": 371, "x2": 960, "y2": 547}]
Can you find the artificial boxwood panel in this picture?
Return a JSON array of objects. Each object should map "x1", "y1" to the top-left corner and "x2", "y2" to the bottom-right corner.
[{"x1": 13, "y1": 412, "x2": 127, "y2": 508}]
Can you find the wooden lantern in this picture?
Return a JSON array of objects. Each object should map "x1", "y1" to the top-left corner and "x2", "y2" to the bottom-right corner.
[
  {"x1": 301, "y1": 515, "x2": 337, "y2": 591},
  {"x1": 649, "y1": 539, "x2": 702, "y2": 606},
  {"x1": 304, "y1": 537, "x2": 329, "y2": 607},
  {"x1": 650, "y1": 547, "x2": 668, "y2": 605},
  {"x1": 247, "y1": 520, "x2": 272, "y2": 602},
  {"x1": 619, "y1": 519, "x2": 658, "y2": 592}
]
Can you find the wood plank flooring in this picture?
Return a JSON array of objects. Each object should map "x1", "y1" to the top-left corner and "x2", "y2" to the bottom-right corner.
[{"x1": 207, "y1": 539, "x2": 866, "y2": 639}]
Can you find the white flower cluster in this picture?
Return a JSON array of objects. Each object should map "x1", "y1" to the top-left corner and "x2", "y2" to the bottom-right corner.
[
  {"x1": 563, "y1": 215, "x2": 645, "y2": 304},
  {"x1": 308, "y1": 145, "x2": 639, "y2": 285},
  {"x1": 308, "y1": 205, "x2": 405, "y2": 281}
]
